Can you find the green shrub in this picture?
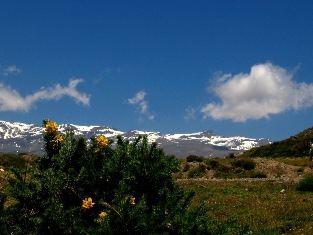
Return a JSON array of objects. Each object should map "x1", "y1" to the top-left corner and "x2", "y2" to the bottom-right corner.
[
  {"x1": 213, "y1": 165, "x2": 233, "y2": 179},
  {"x1": 228, "y1": 153, "x2": 235, "y2": 158},
  {"x1": 251, "y1": 171, "x2": 267, "y2": 178},
  {"x1": 232, "y1": 159, "x2": 256, "y2": 170},
  {"x1": 199, "y1": 163, "x2": 207, "y2": 173},
  {"x1": 217, "y1": 165, "x2": 232, "y2": 173},
  {"x1": 297, "y1": 167, "x2": 305, "y2": 173},
  {"x1": 0, "y1": 154, "x2": 28, "y2": 170},
  {"x1": 187, "y1": 167, "x2": 204, "y2": 178},
  {"x1": 183, "y1": 163, "x2": 190, "y2": 172},
  {"x1": 186, "y1": 155, "x2": 204, "y2": 162},
  {"x1": 297, "y1": 174, "x2": 313, "y2": 192},
  {"x1": 0, "y1": 120, "x2": 210, "y2": 234},
  {"x1": 206, "y1": 159, "x2": 220, "y2": 169}
]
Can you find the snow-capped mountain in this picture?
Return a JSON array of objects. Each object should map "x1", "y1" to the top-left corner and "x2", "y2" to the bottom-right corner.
[{"x1": 0, "y1": 120, "x2": 271, "y2": 158}]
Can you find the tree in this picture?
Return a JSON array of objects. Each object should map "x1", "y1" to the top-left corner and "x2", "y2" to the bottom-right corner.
[{"x1": 0, "y1": 120, "x2": 209, "y2": 234}]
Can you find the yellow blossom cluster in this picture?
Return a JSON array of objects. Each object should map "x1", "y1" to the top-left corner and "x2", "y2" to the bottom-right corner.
[
  {"x1": 82, "y1": 197, "x2": 95, "y2": 210},
  {"x1": 96, "y1": 135, "x2": 109, "y2": 148},
  {"x1": 82, "y1": 198, "x2": 108, "y2": 221},
  {"x1": 51, "y1": 134, "x2": 64, "y2": 148},
  {"x1": 129, "y1": 197, "x2": 135, "y2": 206},
  {"x1": 99, "y1": 211, "x2": 107, "y2": 218},
  {"x1": 55, "y1": 134, "x2": 64, "y2": 142},
  {"x1": 45, "y1": 121, "x2": 58, "y2": 134}
]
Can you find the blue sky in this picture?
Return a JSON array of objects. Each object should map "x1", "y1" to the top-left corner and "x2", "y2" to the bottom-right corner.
[{"x1": 1, "y1": 0, "x2": 313, "y2": 141}]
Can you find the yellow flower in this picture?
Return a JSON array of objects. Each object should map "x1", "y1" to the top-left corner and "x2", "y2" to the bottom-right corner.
[
  {"x1": 45, "y1": 121, "x2": 58, "y2": 134},
  {"x1": 99, "y1": 211, "x2": 108, "y2": 218},
  {"x1": 129, "y1": 197, "x2": 135, "y2": 206},
  {"x1": 55, "y1": 134, "x2": 64, "y2": 142},
  {"x1": 82, "y1": 197, "x2": 95, "y2": 210},
  {"x1": 96, "y1": 135, "x2": 109, "y2": 148},
  {"x1": 51, "y1": 134, "x2": 64, "y2": 149}
]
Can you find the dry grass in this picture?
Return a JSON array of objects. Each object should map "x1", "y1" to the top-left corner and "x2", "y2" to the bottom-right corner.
[
  {"x1": 174, "y1": 156, "x2": 313, "y2": 234},
  {"x1": 179, "y1": 179, "x2": 313, "y2": 234}
]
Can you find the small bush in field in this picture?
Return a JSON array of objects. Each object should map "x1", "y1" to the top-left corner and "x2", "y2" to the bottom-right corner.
[
  {"x1": 206, "y1": 159, "x2": 220, "y2": 169},
  {"x1": 187, "y1": 167, "x2": 204, "y2": 178},
  {"x1": 228, "y1": 153, "x2": 235, "y2": 158},
  {"x1": 232, "y1": 159, "x2": 256, "y2": 170},
  {"x1": 199, "y1": 163, "x2": 207, "y2": 173},
  {"x1": 186, "y1": 155, "x2": 204, "y2": 162},
  {"x1": 251, "y1": 171, "x2": 267, "y2": 178},
  {"x1": 217, "y1": 165, "x2": 232, "y2": 173},
  {"x1": 0, "y1": 119, "x2": 210, "y2": 235},
  {"x1": 297, "y1": 174, "x2": 313, "y2": 192},
  {"x1": 297, "y1": 167, "x2": 305, "y2": 173},
  {"x1": 0, "y1": 154, "x2": 32, "y2": 170},
  {"x1": 183, "y1": 163, "x2": 191, "y2": 172}
]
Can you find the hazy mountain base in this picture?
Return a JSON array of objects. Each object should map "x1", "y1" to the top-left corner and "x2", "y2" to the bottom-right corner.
[
  {"x1": 153, "y1": 139, "x2": 240, "y2": 158},
  {"x1": 0, "y1": 138, "x2": 241, "y2": 158}
]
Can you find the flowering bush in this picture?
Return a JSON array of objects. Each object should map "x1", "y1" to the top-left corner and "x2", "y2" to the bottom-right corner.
[
  {"x1": 45, "y1": 121, "x2": 58, "y2": 135},
  {"x1": 0, "y1": 119, "x2": 210, "y2": 234}
]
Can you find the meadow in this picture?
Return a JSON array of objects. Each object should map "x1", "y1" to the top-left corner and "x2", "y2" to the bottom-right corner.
[{"x1": 173, "y1": 156, "x2": 313, "y2": 234}]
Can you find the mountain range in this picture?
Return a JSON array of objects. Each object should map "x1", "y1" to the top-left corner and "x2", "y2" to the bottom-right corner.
[{"x1": 0, "y1": 120, "x2": 271, "y2": 158}]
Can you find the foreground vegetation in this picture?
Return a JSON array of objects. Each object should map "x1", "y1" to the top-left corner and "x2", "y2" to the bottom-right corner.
[
  {"x1": 2, "y1": 123, "x2": 313, "y2": 234},
  {"x1": 0, "y1": 120, "x2": 211, "y2": 234}
]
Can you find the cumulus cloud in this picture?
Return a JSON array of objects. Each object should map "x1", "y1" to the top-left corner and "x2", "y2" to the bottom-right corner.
[
  {"x1": 0, "y1": 78, "x2": 90, "y2": 112},
  {"x1": 1, "y1": 65, "x2": 21, "y2": 76},
  {"x1": 201, "y1": 62, "x2": 313, "y2": 122},
  {"x1": 127, "y1": 91, "x2": 155, "y2": 121}
]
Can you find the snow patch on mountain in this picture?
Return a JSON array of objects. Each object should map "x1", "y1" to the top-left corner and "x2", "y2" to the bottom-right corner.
[{"x1": 0, "y1": 120, "x2": 271, "y2": 158}]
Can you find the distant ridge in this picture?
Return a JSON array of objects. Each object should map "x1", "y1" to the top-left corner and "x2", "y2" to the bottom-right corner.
[{"x1": 0, "y1": 120, "x2": 271, "y2": 158}]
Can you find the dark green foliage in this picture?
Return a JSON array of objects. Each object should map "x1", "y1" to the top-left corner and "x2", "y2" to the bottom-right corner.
[
  {"x1": 183, "y1": 163, "x2": 190, "y2": 172},
  {"x1": 232, "y1": 159, "x2": 256, "y2": 170},
  {"x1": 297, "y1": 174, "x2": 313, "y2": 192},
  {"x1": 297, "y1": 167, "x2": 305, "y2": 173},
  {"x1": 187, "y1": 167, "x2": 204, "y2": 178},
  {"x1": 186, "y1": 155, "x2": 204, "y2": 162},
  {"x1": 251, "y1": 172, "x2": 267, "y2": 178},
  {"x1": 0, "y1": 120, "x2": 210, "y2": 234},
  {"x1": 0, "y1": 192, "x2": 7, "y2": 234},
  {"x1": 217, "y1": 165, "x2": 231, "y2": 173},
  {"x1": 228, "y1": 153, "x2": 235, "y2": 158},
  {"x1": 206, "y1": 159, "x2": 220, "y2": 169},
  {"x1": 243, "y1": 127, "x2": 313, "y2": 158},
  {"x1": 199, "y1": 163, "x2": 207, "y2": 173},
  {"x1": 0, "y1": 154, "x2": 37, "y2": 170},
  {"x1": 213, "y1": 165, "x2": 232, "y2": 179},
  {"x1": 187, "y1": 163, "x2": 207, "y2": 178}
]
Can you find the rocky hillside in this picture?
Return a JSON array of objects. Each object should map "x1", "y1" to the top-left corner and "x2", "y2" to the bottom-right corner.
[{"x1": 242, "y1": 127, "x2": 313, "y2": 158}]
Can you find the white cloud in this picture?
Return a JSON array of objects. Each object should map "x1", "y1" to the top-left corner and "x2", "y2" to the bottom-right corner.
[
  {"x1": 1, "y1": 65, "x2": 21, "y2": 76},
  {"x1": 201, "y1": 62, "x2": 313, "y2": 122},
  {"x1": 184, "y1": 107, "x2": 196, "y2": 121},
  {"x1": 127, "y1": 91, "x2": 155, "y2": 121},
  {"x1": 0, "y1": 78, "x2": 90, "y2": 112}
]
